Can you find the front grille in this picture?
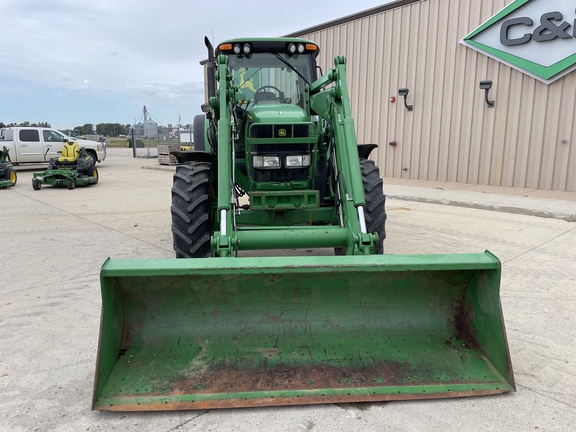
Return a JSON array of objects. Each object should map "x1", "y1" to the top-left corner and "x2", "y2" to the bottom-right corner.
[{"x1": 250, "y1": 124, "x2": 309, "y2": 139}]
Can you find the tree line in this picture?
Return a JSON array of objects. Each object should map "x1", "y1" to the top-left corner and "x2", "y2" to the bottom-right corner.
[
  {"x1": 0, "y1": 121, "x2": 132, "y2": 137},
  {"x1": 0, "y1": 121, "x2": 51, "y2": 128}
]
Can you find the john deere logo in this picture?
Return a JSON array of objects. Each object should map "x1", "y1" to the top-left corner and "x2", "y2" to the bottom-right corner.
[
  {"x1": 460, "y1": 0, "x2": 576, "y2": 84},
  {"x1": 278, "y1": 129, "x2": 287, "y2": 137}
]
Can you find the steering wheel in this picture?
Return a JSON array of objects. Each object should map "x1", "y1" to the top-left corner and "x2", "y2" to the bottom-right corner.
[{"x1": 254, "y1": 85, "x2": 285, "y2": 103}]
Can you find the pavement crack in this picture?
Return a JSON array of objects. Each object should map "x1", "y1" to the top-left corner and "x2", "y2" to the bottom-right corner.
[
  {"x1": 503, "y1": 225, "x2": 576, "y2": 265},
  {"x1": 517, "y1": 383, "x2": 576, "y2": 409},
  {"x1": 164, "y1": 411, "x2": 210, "y2": 431}
]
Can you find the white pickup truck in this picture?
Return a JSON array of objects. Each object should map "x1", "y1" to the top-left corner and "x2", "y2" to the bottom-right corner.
[{"x1": 0, "y1": 127, "x2": 106, "y2": 165}]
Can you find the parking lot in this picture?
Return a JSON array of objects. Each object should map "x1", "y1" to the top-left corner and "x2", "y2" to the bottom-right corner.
[{"x1": 1, "y1": 148, "x2": 575, "y2": 431}]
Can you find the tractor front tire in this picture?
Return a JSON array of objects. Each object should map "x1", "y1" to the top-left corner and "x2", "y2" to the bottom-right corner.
[
  {"x1": 171, "y1": 161, "x2": 214, "y2": 258},
  {"x1": 32, "y1": 178, "x2": 41, "y2": 190},
  {"x1": 66, "y1": 178, "x2": 75, "y2": 190}
]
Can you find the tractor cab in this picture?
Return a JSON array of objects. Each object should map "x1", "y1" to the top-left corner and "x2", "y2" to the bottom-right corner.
[
  {"x1": 216, "y1": 39, "x2": 319, "y2": 111},
  {"x1": 215, "y1": 39, "x2": 323, "y2": 196}
]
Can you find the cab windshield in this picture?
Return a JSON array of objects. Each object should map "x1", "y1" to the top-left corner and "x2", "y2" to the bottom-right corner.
[{"x1": 227, "y1": 53, "x2": 316, "y2": 108}]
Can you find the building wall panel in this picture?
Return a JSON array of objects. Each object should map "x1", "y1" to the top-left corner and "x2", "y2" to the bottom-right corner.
[{"x1": 296, "y1": 0, "x2": 576, "y2": 191}]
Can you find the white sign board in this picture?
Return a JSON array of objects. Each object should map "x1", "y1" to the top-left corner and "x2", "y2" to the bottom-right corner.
[{"x1": 460, "y1": 0, "x2": 576, "y2": 84}]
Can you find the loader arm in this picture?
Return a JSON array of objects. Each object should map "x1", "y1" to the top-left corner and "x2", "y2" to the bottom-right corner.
[
  {"x1": 212, "y1": 54, "x2": 235, "y2": 257},
  {"x1": 310, "y1": 56, "x2": 376, "y2": 254}
]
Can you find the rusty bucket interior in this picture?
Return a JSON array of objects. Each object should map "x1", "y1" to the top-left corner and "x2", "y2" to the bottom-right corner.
[{"x1": 92, "y1": 252, "x2": 515, "y2": 411}]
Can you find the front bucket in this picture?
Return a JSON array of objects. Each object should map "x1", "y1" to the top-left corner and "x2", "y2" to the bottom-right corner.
[{"x1": 93, "y1": 252, "x2": 515, "y2": 411}]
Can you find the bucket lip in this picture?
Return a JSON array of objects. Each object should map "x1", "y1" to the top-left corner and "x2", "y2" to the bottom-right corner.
[{"x1": 100, "y1": 251, "x2": 500, "y2": 277}]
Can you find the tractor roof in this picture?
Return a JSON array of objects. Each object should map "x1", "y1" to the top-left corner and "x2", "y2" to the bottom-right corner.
[{"x1": 216, "y1": 38, "x2": 319, "y2": 56}]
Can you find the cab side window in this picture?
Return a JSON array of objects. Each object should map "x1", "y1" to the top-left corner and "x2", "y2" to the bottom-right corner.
[
  {"x1": 43, "y1": 130, "x2": 65, "y2": 142},
  {"x1": 0, "y1": 129, "x2": 14, "y2": 140},
  {"x1": 19, "y1": 130, "x2": 40, "y2": 142}
]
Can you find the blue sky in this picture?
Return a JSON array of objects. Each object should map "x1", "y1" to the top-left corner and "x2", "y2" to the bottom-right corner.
[{"x1": 0, "y1": 0, "x2": 392, "y2": 130}]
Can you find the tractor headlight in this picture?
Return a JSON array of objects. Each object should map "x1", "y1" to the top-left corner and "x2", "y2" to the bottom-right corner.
[
  {"x1": 253, "y1": 155, "x2": 280, "y2": 169},
  {"x1": 297, "y1": 43, "x2": 306, "y2": 54},
  {"x1": 288, "y1": 43, "x2": 297, "y2": 54},
  {"x1": 243, "y1": 43, "x2": 252, "y2": 55},
  {"x1": 233, "y1": 44, "x2": 242, "y2": 55},
  {"x1": 285, "y1": 154, "x2": 311, "y2": 168}
]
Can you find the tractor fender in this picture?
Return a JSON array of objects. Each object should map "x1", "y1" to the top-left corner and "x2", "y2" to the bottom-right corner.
[
  {"x1": 171, "y1": 150, "x2": 216, "y2": 165},
  {"x1": 357, "y1": 144, "x2": 378, "y2": 160}
]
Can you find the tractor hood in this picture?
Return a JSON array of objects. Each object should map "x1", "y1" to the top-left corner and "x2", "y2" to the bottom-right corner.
[{"x1": 248, "y1": 104, "x2": 309, "y2": 124}]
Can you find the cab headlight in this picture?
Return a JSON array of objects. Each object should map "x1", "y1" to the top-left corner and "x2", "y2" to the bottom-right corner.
[
  {"x1": 285, "y1": 154, "x2": 311, "y2": 168},
  {"x1": 253, "y1": 155, "x2": 280, "y2": 169}
]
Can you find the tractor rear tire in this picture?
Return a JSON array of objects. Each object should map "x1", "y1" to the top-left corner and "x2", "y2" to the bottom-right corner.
[
  {"x1": 360, "y1": 158, "x2": 386, "y2": 253},
  {"x1": 193, "y1": 115, "x2": 206, "y2": 151},
  {"x1": 171, "y1": 161, "x2": 214, "y2": 258},
  {"x1": 7, "y1": 167, "x2": 17, "y2": 186},
  {"x1": 92, "y1": 168, "x2": 99, "y2": 184},
  {"x1": 335, "y1": 158, "x2": 386, "y2": 255}
]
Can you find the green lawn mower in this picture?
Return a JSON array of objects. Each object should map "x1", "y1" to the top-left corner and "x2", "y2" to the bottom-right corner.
[
  {"x1": 32, "y1": 140, "x2": 99, "y2": 190},
  {"x1": 0, "y1": 146, "x2": 17, "y2": 189}
]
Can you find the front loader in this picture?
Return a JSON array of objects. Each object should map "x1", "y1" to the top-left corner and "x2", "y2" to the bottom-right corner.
[{"x1": 93, "y1": 38, "x2": 514, "y2": 411}]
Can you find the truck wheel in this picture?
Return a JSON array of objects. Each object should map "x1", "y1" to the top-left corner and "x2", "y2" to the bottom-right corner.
[
  {"x1": 66, "y1": 178, "x2": 75, "y2": 190},
  {"x1": 32, "y1": 178, "x2": 41, "y2": 190},
  {"x1": 171, "y1": 161, "x2": 214, "y2": 258},
  {"x1": 7, "y1": 167, "x2": 17, "y2": 186},
  {"x1": 335, "y1": 158, "x2": 386, "y2": 255},
  {"x1": 86, "y1": 153, "x2": 97, "y2": 169}
]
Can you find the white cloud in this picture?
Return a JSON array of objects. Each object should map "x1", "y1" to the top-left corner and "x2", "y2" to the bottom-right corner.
[{"x1": 0, "y1": 0, "x2": 393, "y2": 127}]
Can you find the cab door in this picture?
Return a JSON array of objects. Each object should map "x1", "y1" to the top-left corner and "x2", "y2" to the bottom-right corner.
[
  {"x1": 41, "y1": 129, "x2": 66, "y2": 159},
  {"x1": 15, "y1": 129, "x2": 46, "y2": 163}
]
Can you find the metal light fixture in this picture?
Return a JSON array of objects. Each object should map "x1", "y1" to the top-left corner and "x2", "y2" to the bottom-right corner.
[
  {"x1": 398, "y1": 88, "x2": 413, "y2": 111},
  {"x1": 480, "y1": 80, "x2": 495, "y2": 108}
]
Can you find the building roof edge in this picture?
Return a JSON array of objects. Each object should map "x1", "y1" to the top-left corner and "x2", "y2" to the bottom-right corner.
[{"x1": 284, "y1": 0, "x2": 424, "y2": 37}]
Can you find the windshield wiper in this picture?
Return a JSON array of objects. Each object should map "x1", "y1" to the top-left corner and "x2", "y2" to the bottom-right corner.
[{"x1": 271, "y1": 53, "x2": 310, "y2": 85}]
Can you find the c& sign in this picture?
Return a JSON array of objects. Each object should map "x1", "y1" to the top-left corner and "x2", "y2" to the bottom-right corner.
[{"x1": 460, "y1": 0, "x2": 576, "y2": 84}]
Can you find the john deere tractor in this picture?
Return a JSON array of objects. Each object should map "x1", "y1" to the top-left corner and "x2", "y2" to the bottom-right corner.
[{"x1": 93, "y1": 37, "x2": 514, "y2": 411}]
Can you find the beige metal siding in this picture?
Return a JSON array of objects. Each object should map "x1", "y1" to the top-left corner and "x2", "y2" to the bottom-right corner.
[{"x1": 298, "y1": 0, "x2": 576, "y2": 192}]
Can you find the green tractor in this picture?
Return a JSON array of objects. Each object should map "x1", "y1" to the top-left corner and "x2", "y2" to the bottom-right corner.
[
  {"x1": 32, "y1": 140, "x2": 99, "y2": 190},
  {"x1": 93, "y1": 38, "x2": 514, "y2": 411},
  {"x1": 0, "y1": 146, "x2": 17, "y2": 188}
]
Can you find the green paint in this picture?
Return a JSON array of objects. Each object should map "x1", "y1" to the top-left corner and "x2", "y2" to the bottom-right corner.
[{"x1": 93, "y1": 252, "x2": 515, "y2": 411}]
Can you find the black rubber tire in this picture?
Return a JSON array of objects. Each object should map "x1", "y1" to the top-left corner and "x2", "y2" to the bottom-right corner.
[
  {"x1": 193, "y1": 115, "x2": 206, "y2": 151},
  {"x1": 360, "y1": 158, "x2": 387, "y2": 253},
  {"x1": 66, "y1": 178, "x2": 75, "y2": 190},
  {"x1": 86, "y1": 152, "x2": 97, "y2": 169},
  {"x1": 335, "y1": 158, "x2": 387, "y2": 255},
  {"x1": 171, "y1": 161, "x2": 214, "y2": 258},
  {"x1": 32, "y1": 178, "x2": 41, "y2": 190},
  {"x1": 7, "y1": 167, "x2": 17, "y2": 186}
]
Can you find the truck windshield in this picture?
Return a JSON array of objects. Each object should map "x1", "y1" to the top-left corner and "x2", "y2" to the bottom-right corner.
[{"x1": 227, "y1": 53, "x2": 315, "y2": 108}]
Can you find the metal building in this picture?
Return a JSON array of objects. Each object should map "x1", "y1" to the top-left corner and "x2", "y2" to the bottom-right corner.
[{"x1": 288, "y1": 0, "x2": 576, "y2": 192}]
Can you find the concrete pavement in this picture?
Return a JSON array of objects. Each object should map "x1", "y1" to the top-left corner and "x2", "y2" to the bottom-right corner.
[{"x1": 1, "y1": 148, "x2": 574, "y2": 431}]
